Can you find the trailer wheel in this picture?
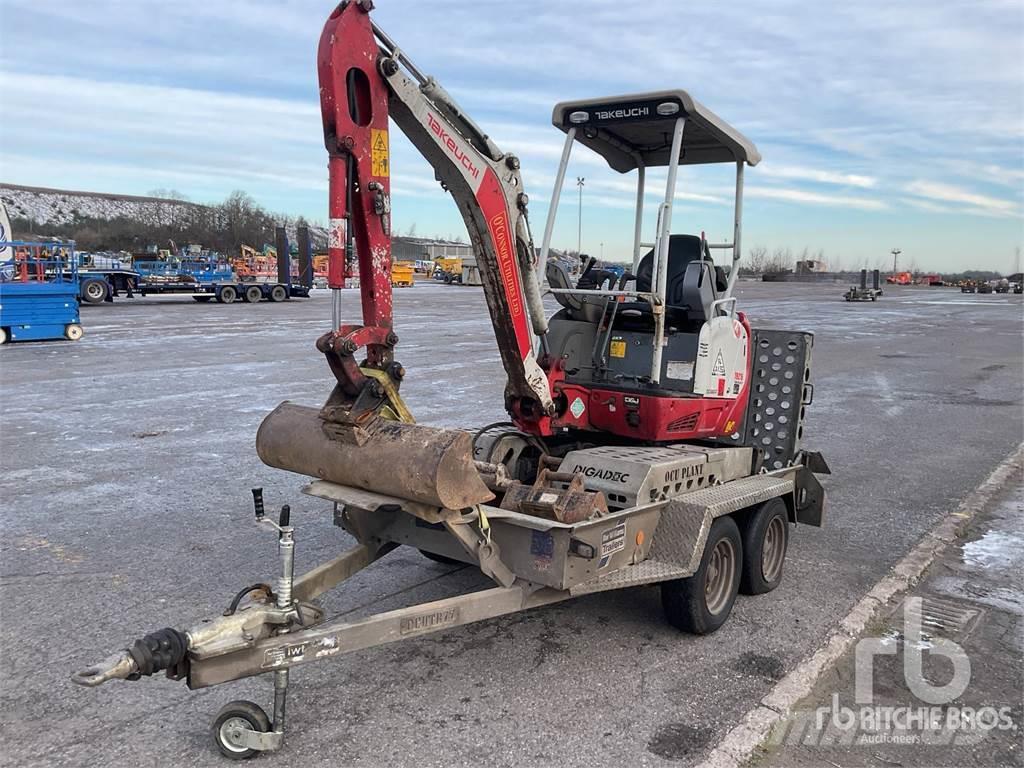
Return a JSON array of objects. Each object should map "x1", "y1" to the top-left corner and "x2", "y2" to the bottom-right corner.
[
  {"x1": 81, "y1": 278, "x2": 108, "y2": 304},
  {"x1": 212, "y1": 700, "x2": 271, "y2": 760},
  {"x1": 269, "y1": 285, "x2": 288, "y2": 302},
  {"x1": 217, "y1": 286, "x2": 238, "y2": 304},
  {"x1": 419, "y1": 549, "x2": 461, "y2": 565},
  {"x1": 661, "y1": 515, "x2": 741, "y2": 635},
  {"x1": 193, "y1": 296, "x2": 213, "y2": 303},
  {"x1": 64, "y1": 323, "x2": 84, "y2": 341},
  {"x1": 243, "y1": 285, "x2": 264, "y2": 303},
  {"x1": 739, "y1": 499, "x2": 789, "y2": 595}
]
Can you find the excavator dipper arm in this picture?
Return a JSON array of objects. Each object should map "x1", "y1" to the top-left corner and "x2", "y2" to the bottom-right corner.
[
  {"x1": 315, "y1": 0, "x2": 554, "y2": 427},
  {"x1": 316, "y1": 1, "x2": 397, "y2": 411}
]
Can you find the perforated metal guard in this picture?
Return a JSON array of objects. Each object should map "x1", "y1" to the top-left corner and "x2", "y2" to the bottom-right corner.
[{"x1": 714, "y1": 329, "x2": 813, "y2": 470}]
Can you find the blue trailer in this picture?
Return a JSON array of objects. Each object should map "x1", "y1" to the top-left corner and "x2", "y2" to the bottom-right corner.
[{"x1": 0, "y1": 241, "x2": 84, "y2": 344}]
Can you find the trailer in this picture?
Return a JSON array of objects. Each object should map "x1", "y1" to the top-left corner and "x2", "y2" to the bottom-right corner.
[
  {"x1": 202, "y1": 227, "x2": 314, "y2": 303},
  {"x1": 77, "y1": 253, "x2": 140, "y2": 304},
  {"x1": 73, "y1": 345, "x2": 828, "y2": 758},
  {"x1": 0, "y1": 241, "x2": 84, "y2": 343},
  {"x1": 844, "y1": 268, "x2": 883, "y2": 301},
  {"x1": 201, "y1": 279, "x2": 311, "y2": 304}
]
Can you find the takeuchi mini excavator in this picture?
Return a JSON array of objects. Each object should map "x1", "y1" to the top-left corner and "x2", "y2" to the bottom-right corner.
[{"x1": 74, "y1": 1, "x2": 830, "y2": 759}]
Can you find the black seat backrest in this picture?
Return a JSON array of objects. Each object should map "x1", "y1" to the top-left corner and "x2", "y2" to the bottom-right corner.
[
  {"x1": 546, "y1": 260, "x2": 583, "y2": 312},
  {"x1": 635, "y1": 234, "x2": 713, "y2": 310}
]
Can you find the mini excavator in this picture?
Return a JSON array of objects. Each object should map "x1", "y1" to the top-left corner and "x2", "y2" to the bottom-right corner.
[{"x1": 74, "y1": 2, "x2": 828, "y2": 758}]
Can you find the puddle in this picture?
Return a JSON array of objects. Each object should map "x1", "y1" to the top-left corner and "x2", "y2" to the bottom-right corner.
[{"x1": 962, "y1": 529, "x2": 1024, "y2": 570}]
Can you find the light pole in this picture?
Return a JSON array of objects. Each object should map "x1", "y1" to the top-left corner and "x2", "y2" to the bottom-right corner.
[
  {"x1": 890, "y1": 248, "x2": 901, "y2": 274},
  {"x1": 576, "y1": 176, "x2": 585, "y2": 256}
]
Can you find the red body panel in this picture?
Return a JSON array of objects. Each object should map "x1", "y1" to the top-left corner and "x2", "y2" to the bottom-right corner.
[{"x1": 547, "y1": 313, "x2": 753, "y2": 442}]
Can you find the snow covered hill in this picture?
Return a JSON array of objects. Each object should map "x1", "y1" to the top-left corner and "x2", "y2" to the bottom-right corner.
[
  {"x1": 0, "y1": 183, "x2": 327, "y2": 246},
  {"x1": 0, "y1": 184, "x2": 199, "y2": 227}
]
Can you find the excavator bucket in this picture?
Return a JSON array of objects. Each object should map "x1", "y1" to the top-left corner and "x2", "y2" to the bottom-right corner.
[{"x1": 256, "y1": 403, "x2": 494, "y2": 510}]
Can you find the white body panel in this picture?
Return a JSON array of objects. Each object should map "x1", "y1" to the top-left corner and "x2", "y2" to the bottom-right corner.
[{"x1": 693, "y1": 315, "x2": 748, "y2": 398}]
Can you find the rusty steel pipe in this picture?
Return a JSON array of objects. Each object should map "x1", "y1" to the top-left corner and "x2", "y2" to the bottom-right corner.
[{"x1": 256, "y1": 403, "x2": 494, "y2": 510}]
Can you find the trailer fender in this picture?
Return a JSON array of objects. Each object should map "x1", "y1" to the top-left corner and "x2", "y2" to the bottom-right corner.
[{"x1": 648, "y1": 474, "x2": 795, "y2": 578}]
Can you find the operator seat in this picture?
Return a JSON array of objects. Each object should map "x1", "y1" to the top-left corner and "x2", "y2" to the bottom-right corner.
[
  {"x1": 617, "y1": 234, "x2": 723, "y2": 330},
  {"x1": 546, "y1": 260, "x2": 606, "y2": 324}
]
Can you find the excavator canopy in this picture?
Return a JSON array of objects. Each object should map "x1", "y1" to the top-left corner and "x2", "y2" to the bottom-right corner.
[{"x1": 551, "y1": 90, "x2": 761, "y2": 172}]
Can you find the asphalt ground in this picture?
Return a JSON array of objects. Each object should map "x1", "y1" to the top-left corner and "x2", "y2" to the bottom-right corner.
[
  {"x1": 1, "y1": 281, "x2": 1021, "y2": 767},
  {"x1": 755, "y1": 475, "x2": 1023, "y2": 768}
]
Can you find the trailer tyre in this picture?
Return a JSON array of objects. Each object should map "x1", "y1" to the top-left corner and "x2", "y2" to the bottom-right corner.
[
  {"x1": 739, "y1": 498, "x2": 789, "y2": 595},
  {"x1": 81, "y1": 278, "x2": 108, "y2": 304},
  {"x1": 269, "y1": 285, "x2": 288, "y2": 302},
  {"x1": 212, "y1": 700, "x2": 271, "y2": 760},
  {"x1": 419, "y1": 549, "x2": 461, "y2": 565},
  {"x1": 64, "y1": 323, "x2": 84, "y2": 341},
  {"x1": 244, "y1": 286, "x2": 264, "y2": 303},
  {"x1": 217, "y1": 286, "x2": 238, "y2": 304},
  {"x1": 661, "y1": 515, "x2": 742, "y2": 635}
]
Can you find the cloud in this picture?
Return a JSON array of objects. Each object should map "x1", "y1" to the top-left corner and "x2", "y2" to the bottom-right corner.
[
  {"x1": 904, "y1": 180, "x2": 1018, "y2": 216},
  {"x1": 2, "y1": 0, "x2": 1021, "y2": 271},
  {"x1": 759, "y1": 163, "x2": 876, "y2": 188},
  {"x1": 747, "y1": 186, "x2": 887, "y2": 211}
]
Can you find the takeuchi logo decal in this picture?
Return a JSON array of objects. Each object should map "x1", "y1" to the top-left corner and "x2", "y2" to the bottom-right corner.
[
  {"x1": 595, "y1": 106, "x2": 649, "y2": 120},
  {"x1": 426, "y1": 112, "x2": 479, "y2": 180}
]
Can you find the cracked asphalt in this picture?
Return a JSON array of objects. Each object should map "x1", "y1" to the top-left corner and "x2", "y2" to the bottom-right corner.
[{"x1": 1, "y1": 281, "x2": 1021, "y2": 767}]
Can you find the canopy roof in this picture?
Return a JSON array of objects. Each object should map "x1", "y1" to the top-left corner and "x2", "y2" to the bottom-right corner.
[{"x1": 551, "y1": 90, "x2": 761, "y2": 173}]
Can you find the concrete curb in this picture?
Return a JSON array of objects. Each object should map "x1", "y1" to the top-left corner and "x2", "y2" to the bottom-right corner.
[{"x1": 698, "y1": 442, "x2": 1024, "y2": 768}]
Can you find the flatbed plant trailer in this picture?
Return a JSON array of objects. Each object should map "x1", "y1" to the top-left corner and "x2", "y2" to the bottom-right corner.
[
  {"x1": 190, "y1": 280, "x2": 309, "y2": 304},
  {"x1": 73, "y1": 2, "x2": 830, "y2": 759},
  {"x1": 844, "y1": 269, "x2": 882, "y2": 301},
  {"x1": 201, "y1": 227, "x2": 313, "y2": 303},
  {"x1": 78, "y1": 268, "x2": 139, "y2": 304}
]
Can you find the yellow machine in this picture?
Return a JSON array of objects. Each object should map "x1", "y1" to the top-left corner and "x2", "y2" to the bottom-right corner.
[
  {"x1": 433, "y1": 256, "x2": 463, "y2": 284},
  {"x1": 391, "y1": 261, "x2": 415, "y2": 287}
]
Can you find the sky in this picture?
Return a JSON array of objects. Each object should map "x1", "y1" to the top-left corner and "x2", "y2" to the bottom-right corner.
[{"x1": 1, "y1": 0, "x2": 1022, "y2": 273}]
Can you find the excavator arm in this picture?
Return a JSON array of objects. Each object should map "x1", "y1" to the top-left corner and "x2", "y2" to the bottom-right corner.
[{"x1": 316, "y1": 0, "x2": 553, "y2": 428}]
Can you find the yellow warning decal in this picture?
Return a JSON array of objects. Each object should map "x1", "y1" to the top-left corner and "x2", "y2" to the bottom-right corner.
[
  {"x1": 609, "y1": 339, "x2": 626, "y2": 358},
  {"x1": 371, "y1": 129, "x2": 389, "y2": 177}
]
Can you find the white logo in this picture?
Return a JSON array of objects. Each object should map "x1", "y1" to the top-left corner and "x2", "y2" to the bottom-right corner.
[
  {"x1": 855, "y1": 597, "x2": 970, "y2": 705},
  {"x1": 766, "y1": 597, "x2": 1017, "y2": 748}
]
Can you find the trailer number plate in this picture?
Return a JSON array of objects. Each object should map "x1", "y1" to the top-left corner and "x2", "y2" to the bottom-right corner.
[{"x1": 601, "y1": 523, "x2": 626, "y2": 557}]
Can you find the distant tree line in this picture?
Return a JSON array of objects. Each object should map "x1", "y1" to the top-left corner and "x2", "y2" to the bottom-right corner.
[
  {"x1": 9, "y1": 190, "x2": 323, "y2": 254},
  {"x1": 740, "y1": 245, "x2": 1008, "y2": 280}
]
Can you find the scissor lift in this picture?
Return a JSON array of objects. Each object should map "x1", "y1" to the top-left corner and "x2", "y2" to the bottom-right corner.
[{"x1": 0, "y1": 241, "x2": 84, "y2": 344}]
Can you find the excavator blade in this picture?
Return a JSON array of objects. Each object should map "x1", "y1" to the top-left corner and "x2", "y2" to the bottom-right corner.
[{"x1": 256, "y1": 403, "x2": 494, "y2": 510}]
